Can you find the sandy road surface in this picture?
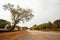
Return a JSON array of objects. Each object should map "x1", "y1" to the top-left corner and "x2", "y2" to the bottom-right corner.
[{"x1": 10, "y1": 30, "x2": 60, "y2": 40}]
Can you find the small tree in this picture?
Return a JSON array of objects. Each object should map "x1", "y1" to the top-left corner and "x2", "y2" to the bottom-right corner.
[{"x1": 3, "y1": 3, "x2": 34, "y2": 31}]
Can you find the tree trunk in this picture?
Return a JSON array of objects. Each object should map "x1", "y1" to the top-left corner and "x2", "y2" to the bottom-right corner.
[{"x1": 9, "y1": 23, "x2": 17, "y2": 31}]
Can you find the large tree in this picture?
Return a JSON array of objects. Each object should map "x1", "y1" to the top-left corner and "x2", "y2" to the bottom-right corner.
[{"x1": 3, "y1": 3, "x2": 34, "y2": 31}]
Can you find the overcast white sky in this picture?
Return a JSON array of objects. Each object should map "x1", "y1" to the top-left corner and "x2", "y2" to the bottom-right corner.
[{"x1": 0, "y1": 0, "x2": 60, "y2": 27}]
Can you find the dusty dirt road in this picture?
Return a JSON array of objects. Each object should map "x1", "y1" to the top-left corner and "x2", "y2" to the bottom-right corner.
[
  {"x1": 0, "y1": 31, "x2": 27, "y2": 40},
  {"x1": 10, "y1": 30, "x2": 60, "y2": 40}
]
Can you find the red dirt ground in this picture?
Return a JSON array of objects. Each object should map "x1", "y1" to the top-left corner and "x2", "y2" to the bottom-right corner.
[{"x1": 0, "y1": 31, "x2": 27, "y2": 40}]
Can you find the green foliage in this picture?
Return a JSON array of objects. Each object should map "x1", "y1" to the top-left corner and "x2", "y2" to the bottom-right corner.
[
  {"x1": 30, "y1": 19, "x2": 60, "y2": 31},
  {"x1": 21, "y1": 27, "x2": 28, "y2": 30},
  {"x1": 31, "y1": 24, "x2": 37, "y2": 30},
  {"x1": 53, "y1": 20, "x2": 60, "y2": 29},
  {"x1": 53, "y1": 19, "x2": 60, "y2": 31},
  {"x1": 0, "y1": 19, "x2": 10, "y2": 28}
]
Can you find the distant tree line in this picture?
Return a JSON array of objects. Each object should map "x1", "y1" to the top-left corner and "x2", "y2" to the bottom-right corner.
[{"x1": 30, "y1": 19, "x2": 60, "y2": 31}]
